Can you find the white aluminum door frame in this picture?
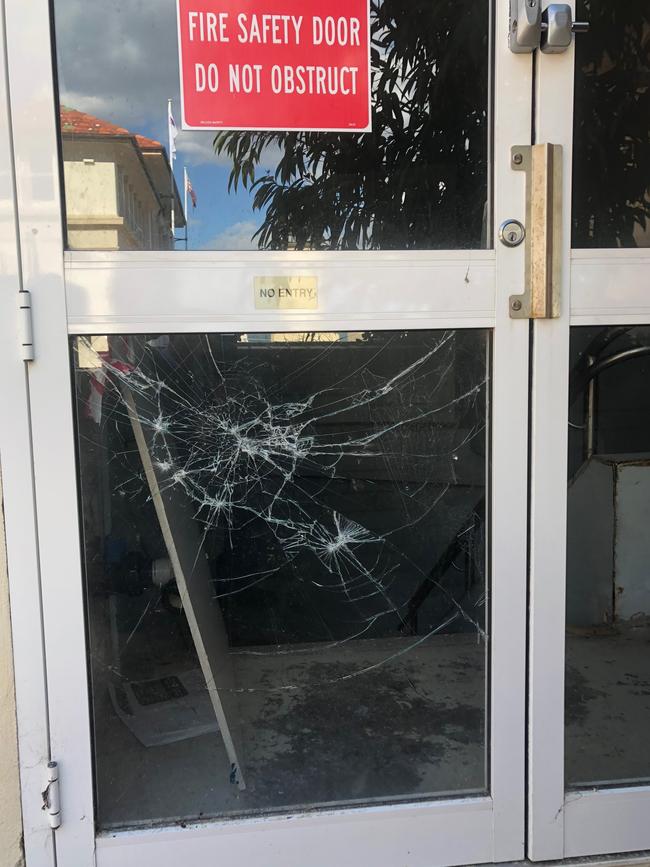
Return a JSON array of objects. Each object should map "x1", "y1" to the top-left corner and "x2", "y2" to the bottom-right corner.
[
  {"x1": 0, "y1": 3, "x2": 55, "y2": 866},
  {"x1": 528, "y1": 2, "x2": 650, "y2": 859},
  {"x1": 5, "y1": 0, "x2": 533, "y2": 864}
]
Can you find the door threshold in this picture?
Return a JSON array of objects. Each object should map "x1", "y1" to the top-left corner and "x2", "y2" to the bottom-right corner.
[{"x1": 483, "y1": 854, "x2": 650, "y2": 867}]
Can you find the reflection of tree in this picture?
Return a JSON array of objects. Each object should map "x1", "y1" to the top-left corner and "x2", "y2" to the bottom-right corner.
[
  {"x1": 214, "y1": 0, "x2": 488, "y2": 251},
  {"x1": 573, "y1": 2, "x2": 650, "y2": 247}
]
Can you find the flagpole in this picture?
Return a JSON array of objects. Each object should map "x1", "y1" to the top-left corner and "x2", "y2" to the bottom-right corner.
[
  {"x1": 168, "y1": 98, "x2": 175, "y2": 243},
  {"x1": 184, "y1": 166, "x2": 189, "y2": 250}
]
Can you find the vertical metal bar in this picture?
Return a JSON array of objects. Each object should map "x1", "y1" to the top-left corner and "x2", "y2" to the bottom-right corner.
[
  {"x1": 510, "y1": 142, "x2": 563, "y2": 319},
  {"x1": 168, "y1": 98, "x2": 175, "y2": 242},
  {"x1": 530, "y1": 143, "x2": 552, "y2": 316},
  {"x1": 491, "y1": 0, "x2": 533, "y2": 857},
  {"x1": 183, "y1": 166, "x2": 187, "y2": 225},
  {"x1": 585, "y1": 355, "x2": 595, "y2": 460}
]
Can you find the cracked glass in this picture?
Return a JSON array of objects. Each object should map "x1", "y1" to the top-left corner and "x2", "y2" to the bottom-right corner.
[{"x1": 72, "y1": 329, "x2": 490, "y2": 828}]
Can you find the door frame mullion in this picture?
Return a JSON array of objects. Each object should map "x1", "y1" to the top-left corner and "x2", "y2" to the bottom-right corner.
[
  {"x1": 3, "y1": 0, "x2": 96, "y2": 861},
  {"x1": 491, "y1": 0, "x2": 534, "y2": 855},
  {"x1": 527, "y1": 15, "x2": 577, "y2": 858},
  {"x1": 0, "y1": 3, "x2": 56, "y2": 864}
]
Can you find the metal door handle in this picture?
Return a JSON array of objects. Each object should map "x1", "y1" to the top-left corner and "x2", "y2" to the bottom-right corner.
[
  {"x1": 541, "y1": 4, "x2": 590, "y2": 54},
  {"x1": 509, "y1": 144, "x2": 563, "y2": 319},
  {"x1": 509, "y1": 1, "x2": 589, "y2": 54}
]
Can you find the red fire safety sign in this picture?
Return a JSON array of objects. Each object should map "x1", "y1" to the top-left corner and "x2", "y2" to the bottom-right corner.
[{"x1": 176, "y1": 0, "x2": 371, "y2": 132}]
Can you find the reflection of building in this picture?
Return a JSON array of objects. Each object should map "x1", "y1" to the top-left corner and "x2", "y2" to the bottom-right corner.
[{"x1": 60, "y1": 107, "x2": 185, "y2": 250}]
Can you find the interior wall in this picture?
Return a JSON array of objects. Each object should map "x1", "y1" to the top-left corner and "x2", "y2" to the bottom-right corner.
[{"x1": 0, "y1": 468, "x2": 25, "y2": 866}]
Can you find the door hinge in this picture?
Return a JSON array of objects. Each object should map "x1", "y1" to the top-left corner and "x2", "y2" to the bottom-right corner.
[
  {"x1": 509, "y1": 144, "x2": 563, "y2": 320},
  {"x1": 18, "y1": 291, "x2": 35, "y2": 362},
  {"x1": 42, "y1": 761, "x2": 61, "y2": 830}
]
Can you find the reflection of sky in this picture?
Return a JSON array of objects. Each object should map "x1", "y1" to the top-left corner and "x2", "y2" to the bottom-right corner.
[
  {"x1": 137, "y1": 121, "x2": 263, "y2": 250},
  {"x1": 52, "y1": 0, "x2": 267, "y2": 250},
  {"x1": 129, "y1": 116, "x2": 279, "y2": 251}
]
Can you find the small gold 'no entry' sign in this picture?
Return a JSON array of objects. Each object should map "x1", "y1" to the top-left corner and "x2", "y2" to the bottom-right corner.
[{"x1": 254, "y1": 276, "x2": 319, "y2": 310}]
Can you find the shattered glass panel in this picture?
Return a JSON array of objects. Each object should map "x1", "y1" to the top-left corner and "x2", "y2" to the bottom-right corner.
[
  {"x1": 73, "y1": 329, "x2": 489, "y2": 828},
  {"x1": 566, "y1": 326, "x2": 650, "y2": 788}
]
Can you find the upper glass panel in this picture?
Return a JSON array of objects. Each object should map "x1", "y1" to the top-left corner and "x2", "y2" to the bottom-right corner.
[
  {"x1": 52, "y1": 0, "x2": 491, "y2": 252},
  {"x1": 572, "y1": 1, "x2": 650, "y2": 248}
]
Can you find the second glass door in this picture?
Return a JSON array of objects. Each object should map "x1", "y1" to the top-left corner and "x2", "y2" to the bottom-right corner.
[{"x1": 529, "y1": 1, "x2": 650, "y2": 859}]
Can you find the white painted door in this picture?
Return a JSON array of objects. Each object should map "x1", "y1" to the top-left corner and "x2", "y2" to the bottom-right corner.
[
  {"x1": 4, "y1": 0, "x2": 536, "y2": 865},
  {"x1": 528, "y1": 0, "x2": 650, "y2": 859}
]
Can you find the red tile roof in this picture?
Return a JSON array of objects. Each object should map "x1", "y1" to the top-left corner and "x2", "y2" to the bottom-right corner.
[{"x1": 59, "y1": 106, "x2": 163, "y2": 151}]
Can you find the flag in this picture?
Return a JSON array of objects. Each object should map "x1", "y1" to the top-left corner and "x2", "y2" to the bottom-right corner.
[
  {"x1": 83, "y1": 337, "x2": 134, "y2": 425},
  {"x1": 86, "y1": 367, "x2": 107, "y2": 424},
  {"x1": 185, "y1": 172, "x2": 197, "y2": 208},
  {"x1": 168, "y1": 101, "x2": 178, "y2": 161}
]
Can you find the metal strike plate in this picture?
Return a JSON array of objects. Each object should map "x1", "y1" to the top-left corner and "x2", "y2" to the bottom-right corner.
[
  {"x1": 509, "y1": 0, "x2": 542, "y2": 53},
  {"x1": 509, "y1": 144, "x2": 563, "y2": 319}
]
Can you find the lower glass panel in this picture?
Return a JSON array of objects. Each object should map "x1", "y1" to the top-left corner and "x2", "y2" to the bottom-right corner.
[
  {"x1": 72, "y1": 329, "x2": 489, "y2": 829},
  {"x1": 566, "y1": 326, "x2": 650, "y2": 788}
]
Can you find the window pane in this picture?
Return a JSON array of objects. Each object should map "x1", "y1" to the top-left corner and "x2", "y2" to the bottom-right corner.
[
  {"x1": 53, "y1": 0, "x2": 491, "y2": 251},
  {"x1": 566, "y1": 326, "x2": 650, "y2": 788},
  {"x1": 572, "y1": 2, "x2": 650, "y2": 248},
  {"x1": 73, "y1": 329, "x2": 489, "y2": 828}
]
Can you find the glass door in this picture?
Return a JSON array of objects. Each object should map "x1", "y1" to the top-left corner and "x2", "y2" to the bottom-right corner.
[
  {"x1": 529, "y1": 0, "x2": 650, "y2": 859},
  {"x1": 4, "y1": 0, "x2": 533, "y2": 865}
]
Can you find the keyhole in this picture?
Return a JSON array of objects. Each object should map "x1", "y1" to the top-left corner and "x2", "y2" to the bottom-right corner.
[{"x1": 499, "y1": 219, "x2": 525, "y2": 248}]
